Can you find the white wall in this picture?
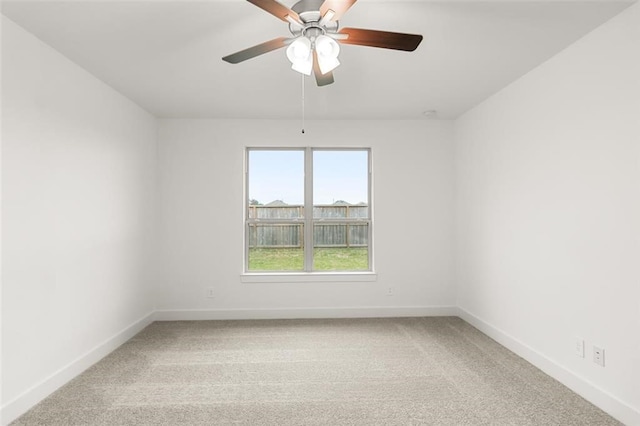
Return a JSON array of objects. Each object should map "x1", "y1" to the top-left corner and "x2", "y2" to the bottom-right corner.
[
  {"x1": 157, "y1": 119, "x2": 455, "y2": 317},
  {"x1": 455, "y1": 2, "x2": 640, "y2": 424},
  {"x1": 1, "y1": 16, "x2": 157, "y2": 423}
]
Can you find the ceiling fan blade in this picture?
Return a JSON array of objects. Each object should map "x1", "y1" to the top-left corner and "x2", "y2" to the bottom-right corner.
[
  {"x1": 313, "y1": 51, "x2": 335, "y2": 86},
  {"x1": 222, "y1": 37, "x2": 289, "y2": 64},
  {"x1": 319, "y1": 0, "x2": 357, "y2": 22},
  {"x1": 338, "y1": 27, "x2": 423, "y2": 51},
  {"x1": 247, "y1": 0, "x2": 301, "y2": 23}
]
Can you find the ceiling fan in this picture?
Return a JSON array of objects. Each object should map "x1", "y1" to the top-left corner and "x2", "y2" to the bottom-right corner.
[{"x1": 222, "y1": 0, "x2": 423, "y2": 87}]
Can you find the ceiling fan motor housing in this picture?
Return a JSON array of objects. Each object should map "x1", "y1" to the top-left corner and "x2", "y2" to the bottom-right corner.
[{"x1": 289, "y1": 0, "x2": 339, "y2": 38}]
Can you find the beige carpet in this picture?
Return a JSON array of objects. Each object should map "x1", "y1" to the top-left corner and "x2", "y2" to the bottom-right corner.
[{"x1": 12, "y1": 317, "x2": 620, "y2": 425}]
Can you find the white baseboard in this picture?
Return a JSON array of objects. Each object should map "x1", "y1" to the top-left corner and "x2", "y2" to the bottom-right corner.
[
  {"x1": 0, "y1": 311, "x2": 155, "y2": 426},
  {"x1": 153, "y1": 305, "x2": 458, "y2": 321},
  {"x1": 457, "y1": 307, "x2": 640, "y2": 426}
]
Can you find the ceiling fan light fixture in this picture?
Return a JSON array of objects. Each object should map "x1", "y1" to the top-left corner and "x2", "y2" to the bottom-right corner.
[
  {"x1": 291, "y1": 56, "x2": 313, "y2": 75},
  {"x1": 317, "y1": 55, "x2": 340, "y2": 75},
  {"x1": 315, "y1": 34, "x2": 340, "y2": 59},
  {"x1": 286, "y1": 36, "x2": 313, "y2": 75},
  {"x1": 315, "y1": 34, "x2": 340, "y2": 74}
]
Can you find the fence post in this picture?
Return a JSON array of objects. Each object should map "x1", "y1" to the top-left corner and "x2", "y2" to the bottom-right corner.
[
  {"x1": 346, "y1": 223, "x2": 350, "y2": 248},
  {"x1": 299, "y1": 223, "x2": 303, "y2": 248}
]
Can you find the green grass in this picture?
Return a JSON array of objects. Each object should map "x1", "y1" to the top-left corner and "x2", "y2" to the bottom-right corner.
[
  {"x1": 249, "y1": 247, "x2": 303, "y2": 271},
  {"x1": 313, "y1": 247, "x2": 369, "y2": 271},
  {"x1": 248, "y1": 247, "x2": 369, "y2": 271}
]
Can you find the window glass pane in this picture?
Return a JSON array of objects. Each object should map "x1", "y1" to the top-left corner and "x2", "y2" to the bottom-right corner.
[
  {"x1": 248, "y1": 224, "x2": 304, "y2": 271},
  {"x1": 246, "y1": 148, "x2": 371, "y2": 273},
  {"x1": 313, "y1": 150, "x2": 369, "y2": 218},
  {"x1": 248, "y1": 150, "x2": 304, "y2": 218},
  {"x1": 313, "y1": 223, "x2": 369, "y2": 271}
]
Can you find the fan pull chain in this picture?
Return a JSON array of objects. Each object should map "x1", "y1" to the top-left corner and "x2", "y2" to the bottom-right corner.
[{"x1": 301, "y1": 73, "x2": 305, "y2": 134}]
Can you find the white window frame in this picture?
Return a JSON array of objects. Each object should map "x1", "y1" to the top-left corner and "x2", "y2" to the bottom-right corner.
[{"x1": 242, "y1": 147, "x2": 375, "y2": 281}]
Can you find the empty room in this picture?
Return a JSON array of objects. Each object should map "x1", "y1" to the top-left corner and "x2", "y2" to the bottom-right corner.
[{"x1": 1, "y1": 0, "x2": 639, "y2": 424}]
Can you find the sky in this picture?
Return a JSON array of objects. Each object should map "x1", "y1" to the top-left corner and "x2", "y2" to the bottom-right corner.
[{"x1": 248, "y1": 150, "x2": 368, "y2": 205}]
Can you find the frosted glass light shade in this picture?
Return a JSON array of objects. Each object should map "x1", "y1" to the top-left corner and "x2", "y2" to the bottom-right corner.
[
  {"x1": 315, "y1": 35, "x2": 340, "y2": 58},
  {"x1": 317, "y1": 56, "x2": 339, "y2": 74},
  {"x1": 286, "y1": 37, "x2": 312, "y2": 75},
  {"x1": 315, "y1": 35, "x2": 340, "y2": 74},
  {"x1": 291, "y1": 57, "x2": 313, "y2": 75}
]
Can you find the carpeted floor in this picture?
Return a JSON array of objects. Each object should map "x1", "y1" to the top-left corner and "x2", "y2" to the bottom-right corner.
[{"x1": 12, "y1": 317, "x2": 620, "y2": 425}]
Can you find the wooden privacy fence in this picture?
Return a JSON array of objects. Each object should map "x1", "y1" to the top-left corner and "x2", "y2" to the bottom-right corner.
[
  {"x1": 248, "y1": 205, "x2": 369, "y2": 248},
  {"x1": 248, "y1": 204, "x2": 368, "y2": 219}
]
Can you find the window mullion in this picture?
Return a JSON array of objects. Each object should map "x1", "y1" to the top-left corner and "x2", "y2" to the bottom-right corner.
[{"x1": 304, "y1": 147, "x2": 314, "y2": 272}]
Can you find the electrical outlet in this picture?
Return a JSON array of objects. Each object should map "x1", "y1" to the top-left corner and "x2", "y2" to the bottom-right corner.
[
  {"x1": 206, "y1": 287, "x2": 215, "y2": 298},
  {"x1": 593, "y1": 346, "x2": 605, "y2": 367},
  {"x1": 386, "y1": 287, "x2": 393, "y2": 296},
  {"x1": 575, "y1": 337, "x2": 584, "y2": 358}
]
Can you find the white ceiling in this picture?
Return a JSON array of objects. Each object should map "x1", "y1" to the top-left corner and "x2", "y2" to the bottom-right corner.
[{"x1": 1, "y1": 0, "x2": 635, "y2": 119}]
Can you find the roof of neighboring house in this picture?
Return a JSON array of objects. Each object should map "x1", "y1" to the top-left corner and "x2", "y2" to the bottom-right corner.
[{"x1": 264, "y1": 200, "x2": 289, "y2": 207}]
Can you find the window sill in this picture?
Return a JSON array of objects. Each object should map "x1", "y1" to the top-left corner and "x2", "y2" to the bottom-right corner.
[{"x1": 241, "y1": 272, "x2": 378, "y2": 283}]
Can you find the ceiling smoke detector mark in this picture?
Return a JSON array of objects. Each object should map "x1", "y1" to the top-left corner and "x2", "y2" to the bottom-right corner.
[{"x1": 423, "y1": 110, "x2": 438, "y2": 119}]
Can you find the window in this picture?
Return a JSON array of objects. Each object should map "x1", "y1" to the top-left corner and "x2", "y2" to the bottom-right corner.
[{"x1": 245, "y1": 148, "x2": 371, "y2": 273}]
